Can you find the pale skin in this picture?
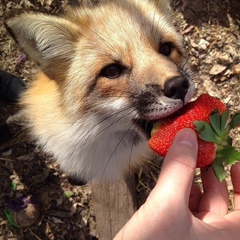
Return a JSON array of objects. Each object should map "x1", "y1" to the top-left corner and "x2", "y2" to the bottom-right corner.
[{"x1": 114, "y1": 128, "x2": 240, "y2": 240}]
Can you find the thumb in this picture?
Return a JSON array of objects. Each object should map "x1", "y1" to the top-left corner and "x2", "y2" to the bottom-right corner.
[
  {"x1": 151, "y1": 128, "x2": 198, "y2": 206},
  {"x1": 114, "y1": 129, "x2": 198, "y2": 240}
]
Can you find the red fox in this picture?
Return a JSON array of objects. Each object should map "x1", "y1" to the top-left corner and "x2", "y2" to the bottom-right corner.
[{"x1": 3, "y1": 0, "x2": 194, "y2": 181}]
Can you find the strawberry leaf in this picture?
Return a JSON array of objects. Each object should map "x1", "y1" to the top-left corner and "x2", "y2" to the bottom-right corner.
[
  {"x1": 230, "y1": 113, "x2": 240, "y2": 129},
  {"x1": 220, "y1": 110, "x2": 229, "y2": 131},
  {"x1": 213, "y1": 159, "x2": 226, "y2": 182},
  {"x1": 194, "y1": 121, "x2": 221, "y2": 144},
  {"x1": 217, "y1": 146, "x2": 240, "y2": 165},
  {"x1": 209, "y1": 110, "x2": 221, "y2": 136},
  {"x1": 194, "y1": 121, "x2": 206, "y2": 132},
  {"x1": 227, "y1": 137, "x2": 233, "y2": 146}
]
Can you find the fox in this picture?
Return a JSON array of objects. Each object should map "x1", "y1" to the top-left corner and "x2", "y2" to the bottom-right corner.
[{"x1": 3, "y1": 0, "x2": 195, "y2": 182}]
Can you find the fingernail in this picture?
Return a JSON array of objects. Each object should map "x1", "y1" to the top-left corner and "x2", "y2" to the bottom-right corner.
[{"x1": 175, "y1": 129, "x2": 198, "y2": 149}]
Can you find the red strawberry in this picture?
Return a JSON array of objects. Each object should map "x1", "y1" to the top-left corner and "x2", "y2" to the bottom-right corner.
[{"x1": 149, "y1": 94, "x2": 240, "y2": 181}]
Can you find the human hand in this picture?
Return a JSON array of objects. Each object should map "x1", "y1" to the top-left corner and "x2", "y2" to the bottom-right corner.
[{"x1": 114, "y1": 128, "x2": 240, "y2": 240}]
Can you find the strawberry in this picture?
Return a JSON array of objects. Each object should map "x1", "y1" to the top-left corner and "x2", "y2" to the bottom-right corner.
[{"x1": 149, "y1": 94, "x2": 240, "y2": 181}]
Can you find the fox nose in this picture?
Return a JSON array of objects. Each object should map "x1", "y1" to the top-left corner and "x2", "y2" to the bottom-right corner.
[{"x1": 164, "y1": 76, "x2": 189, "y2": 102}]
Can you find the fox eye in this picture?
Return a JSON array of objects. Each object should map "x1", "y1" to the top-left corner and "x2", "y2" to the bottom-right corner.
[
  {"x1": 100, "y1": 63, "x2": 125, "y2": 79},
  {"x1": 159, "y1": 42, "x2": 173, "y2": 56}
]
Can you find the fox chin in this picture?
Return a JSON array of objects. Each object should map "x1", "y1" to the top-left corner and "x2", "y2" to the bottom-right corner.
[{"x1": 4, "y1": 0, "x2": 195, "y2": 182}]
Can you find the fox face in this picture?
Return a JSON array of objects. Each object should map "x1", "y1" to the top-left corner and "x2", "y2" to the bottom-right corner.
[{"x1": 4, "y1": 0, "x2": 194, "y2": 181}]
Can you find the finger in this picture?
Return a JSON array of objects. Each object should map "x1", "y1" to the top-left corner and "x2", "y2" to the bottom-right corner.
[
  {"x1": 198, "y1": 167, "x2": 228, "y2": 215},
  {"x1": 189, "y1": 184, "x2": 202, "y2": 213},
  {"x1": 231, "y1": 162, "x2": 240, "y2": 210},
  {"x1": 151, "y1": 128, "x2": 198, "y2": 206}
]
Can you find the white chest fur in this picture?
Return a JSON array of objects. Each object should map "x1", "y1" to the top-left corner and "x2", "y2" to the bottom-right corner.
[{"x1": 38, "y1": 113, "x2": 152, "y2": 181}]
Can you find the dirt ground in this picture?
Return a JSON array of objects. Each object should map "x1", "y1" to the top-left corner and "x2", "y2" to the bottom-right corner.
[{"x1": 0, "y1": 0, "x2": 239, "y2": 239}]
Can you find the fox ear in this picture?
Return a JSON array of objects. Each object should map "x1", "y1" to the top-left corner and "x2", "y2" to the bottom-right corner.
[{"x1": 4, "y1": 11, "x2": 80, "y2": 73}]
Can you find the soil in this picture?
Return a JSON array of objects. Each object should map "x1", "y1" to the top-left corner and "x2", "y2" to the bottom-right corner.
[{"x1": 0, "y1": 0, "x2": 239, "y2": 239}]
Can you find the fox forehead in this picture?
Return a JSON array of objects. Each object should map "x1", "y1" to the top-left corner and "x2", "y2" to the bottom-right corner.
[
  {"x1": 71, "y1": 2, "x2": 180, "y2": 55},
  {"x1": 67, "y1": 1, "x2": 182, "y2": 75}
]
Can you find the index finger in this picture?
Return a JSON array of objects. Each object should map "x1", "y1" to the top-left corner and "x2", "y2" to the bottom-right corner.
[
  {"x1": 198, "y1": 167, "x2": 228, "y2": 216},
  {"x1": 231, "y1": 162, "x2": 240, "y2": 210}
]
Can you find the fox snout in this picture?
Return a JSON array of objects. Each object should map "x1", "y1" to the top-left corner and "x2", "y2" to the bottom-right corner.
[
  {"x1": 137, "y1": 76, "x2": 190, "y2": 105},
  {"x1": 164, "y1": 76, "x2": 190, "y2": 102},
  {"x1": 133, "y1": 70, "x2": 194, "y2": 123}
]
